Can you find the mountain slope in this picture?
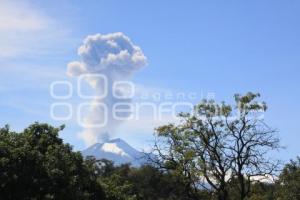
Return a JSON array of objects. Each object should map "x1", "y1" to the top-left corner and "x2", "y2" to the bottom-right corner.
[{"x1": 82, "y1": 138, "x2": 147, "y2": 166}]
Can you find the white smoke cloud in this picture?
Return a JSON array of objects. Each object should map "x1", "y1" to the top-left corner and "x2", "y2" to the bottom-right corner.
[{"x1": 67, "y1": 32, "x2": 147, "y2": 145}]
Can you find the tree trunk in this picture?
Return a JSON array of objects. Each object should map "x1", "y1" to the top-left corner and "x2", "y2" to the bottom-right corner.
[
  {"x1": 238, "y1": 173, "x2": 246, "y2": 200},
  {"x1": 217, "y1": 188, "x2": 228, "y2": 200}
]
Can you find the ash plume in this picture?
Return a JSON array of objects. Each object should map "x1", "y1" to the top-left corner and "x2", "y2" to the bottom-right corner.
[{"x1": 67, "y1": 32, "x2": 147, "y2": 145}]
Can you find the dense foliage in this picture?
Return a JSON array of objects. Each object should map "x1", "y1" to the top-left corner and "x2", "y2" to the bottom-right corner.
[
  {"x1": 276, "y1": 157, "x2": 300, "y2": 200},
  {"x1": 96, "y1": 159, "x2": 210, "y2": 200},
  {"x1": 0, "y1": 123, "x2": 105, "y2": 200}
]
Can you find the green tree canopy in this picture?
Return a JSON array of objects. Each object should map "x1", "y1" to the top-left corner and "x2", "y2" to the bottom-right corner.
[
  {"x1": 276, "y1": 157, "x2": 300, "y2": 200},
  {"x1": 0, "y1": 123, "x2": 105, "y2": 200},
  {"x1": 96, "y1": 159, "x2": 210, "y2": 200}
]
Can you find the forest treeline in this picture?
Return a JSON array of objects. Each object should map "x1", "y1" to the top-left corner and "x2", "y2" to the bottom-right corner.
[{"x1": 0, "y1": 93, "x2": 299, "y2": 200}]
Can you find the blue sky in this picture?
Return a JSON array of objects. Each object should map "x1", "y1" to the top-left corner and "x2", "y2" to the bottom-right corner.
[{"x1": 0, "y1": 0, "x2": 299, "y2": 161}]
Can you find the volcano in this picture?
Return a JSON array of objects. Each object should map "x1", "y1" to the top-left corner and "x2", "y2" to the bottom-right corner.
[{"x1": 82, "y1": 138, "x2": 148, "y2": 166}]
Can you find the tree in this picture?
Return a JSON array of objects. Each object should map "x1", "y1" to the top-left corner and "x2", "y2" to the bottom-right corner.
[
  {"x1": 152, "y1": 92, "x2": 281, "y2": 200},
  {"x1": 276, "y1": 157, "x2": 300, "y2": 200},
  {"x1": 96, "y1": 159, "x2": 208, "y2": 200},
  {"x1": 98, "y1": 161, "x2": 137, "y2": 200},
  {"x1": 228, "y1": 180, "x2": 276, "y2": 200},
  {"x1": 0, "y1": 123, "x2": 105, "y2": 200}
]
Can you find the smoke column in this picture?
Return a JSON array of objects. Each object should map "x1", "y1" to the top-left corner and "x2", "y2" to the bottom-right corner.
[{"x1": 67, "y1": 32, "x2": 147, "y2": 145}]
